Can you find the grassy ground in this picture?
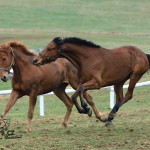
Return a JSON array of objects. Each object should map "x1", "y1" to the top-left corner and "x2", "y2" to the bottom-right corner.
[
  {"x1": 0, "y1": 0, "x2": 150, "y2": 149},
  {"x1": 0, "y1": 87, "x2": 150, "y2": 150},
  {"x1": 0, "y1": 0, "x2": 150, "y2": 49}
]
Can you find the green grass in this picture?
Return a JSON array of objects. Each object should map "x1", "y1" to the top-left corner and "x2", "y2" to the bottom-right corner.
[
  {"x1": 0, "y1": 0, "x2": 150, "y2": 149},
  {"x1": 0, "y1": 87, "x2": 150, "y2": 150},
  {"x1": 0, "y1": 0, "x2": 150, "y2": 33},
  {"x1": 0, "y1": 0, "x2": 150, "y2": 49}
]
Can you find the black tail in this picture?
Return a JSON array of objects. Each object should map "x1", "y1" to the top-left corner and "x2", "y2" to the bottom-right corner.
[{"x1": 146, "y1": 54, "x2": 150, "y2": 66}]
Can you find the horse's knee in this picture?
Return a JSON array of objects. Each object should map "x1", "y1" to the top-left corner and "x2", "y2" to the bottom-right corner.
[
  {"x1": 66, "y1": 103, "x2": 73, "y2": 112},
  {"x1": 78, "y1": 85, "x2": 84, "y2": 92},
  {"x1": 67, "y1": 106, "x2": 72, "y2": 112}
]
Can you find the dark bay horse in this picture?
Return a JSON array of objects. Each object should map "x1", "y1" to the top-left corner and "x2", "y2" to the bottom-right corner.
[
  {"x1": 33, "y1": 37, "x2": 150, "y2": 126},
  {"x1": 0, "y1": 41, "x2": 92, "y2": 132}
]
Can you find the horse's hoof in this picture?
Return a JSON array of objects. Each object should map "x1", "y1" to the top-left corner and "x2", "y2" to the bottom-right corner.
[
  {"x1": 78, "y1": 108, "x2": 86, "y2": 114},
  {"x1": 0, "y1": 121, "x2": 3, "y2": 125},
  {"x1": 25, "y1": 128, "x2": 32, "y2": 133},
  {"x1": 87, "y1": 109, "x2": 92, "y2": 117},
  {"x1": 0, "y1": 117, "x2": 4, "y2": 125},
  {"x1": 58, "y1": 124, "x2": 67, "y2": 129},
  {"x1": 105, "y1": 121, "x2": 113, "y2": 127}
]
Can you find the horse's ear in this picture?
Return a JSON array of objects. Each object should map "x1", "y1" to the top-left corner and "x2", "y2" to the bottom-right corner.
[
  {"x1": 52, "y1": 37, "x2": 63, "y2": 45},
  {"x1": 49, "y1": 42, "x2": 57, "y2": 49},
  {"x1": 8, "y1": 42, "x2": 15, "y2": 47},
  {"x1": 6, "y1": 43, "x2": 14, "y2": 52}
]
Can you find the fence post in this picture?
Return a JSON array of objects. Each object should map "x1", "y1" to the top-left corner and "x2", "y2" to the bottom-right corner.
[
  {"x1": 39, "y1": 95, "x2": 44, "y2": 116},
  {"x1": 110, "y1": 86, "x2": 115, "y2": 109}
]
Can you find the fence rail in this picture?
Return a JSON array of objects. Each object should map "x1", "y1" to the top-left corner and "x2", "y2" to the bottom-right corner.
[{"x1": 0, "y1": 81, "x2": 150, "y2": 116}]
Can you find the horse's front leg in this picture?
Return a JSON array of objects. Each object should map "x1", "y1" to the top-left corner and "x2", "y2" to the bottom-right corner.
[
  {"x1": 79, "y1": 91, "x2": 92, "y2": 116},
  {"x1": 72, "y1": 80, "x2": 105, "y2": 122},
  {"x1": 71, "y1": 85, "x2": 90, "y2": 114},
  {"x1": 0, "y1": 90, "x2": 21, "y2": 123},
  {"x1": 71, "y1": 80, "x2": 99, "y2": 104},
  {"x1": 26, "y1": 92, "x2": 37, "y2": 132}
]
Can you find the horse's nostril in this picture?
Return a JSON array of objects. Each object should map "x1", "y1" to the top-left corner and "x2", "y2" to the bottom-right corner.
[
  {"x1": 33, "y1": 59, "x2": 38, "y2": 65},
  {"x1": 1, "y1": 75, "x2": 7, "y2": 82}
]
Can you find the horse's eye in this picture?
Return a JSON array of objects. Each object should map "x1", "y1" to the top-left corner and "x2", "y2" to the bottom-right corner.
[
  {"x1": 47, "y1": 48, "x2": 51, "y2": 51},
  {"x1": 2, "y1": 58, "x2": 7, "y2": 61}
]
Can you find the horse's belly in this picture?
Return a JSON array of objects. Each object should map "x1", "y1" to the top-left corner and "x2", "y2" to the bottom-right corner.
[
  {"x1": 101, "y1": 69, "x2": 131, "y2": 86},
  {"x1": 37, "y1": 80, "x2": 62, "y2": 95}
]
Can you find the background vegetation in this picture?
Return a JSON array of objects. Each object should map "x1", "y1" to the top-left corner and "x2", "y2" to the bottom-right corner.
[{"x1": 0, "y1": 0, "x2": 150, "y2": 149}]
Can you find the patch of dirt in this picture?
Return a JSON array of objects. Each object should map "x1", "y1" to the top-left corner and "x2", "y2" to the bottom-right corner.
[
  {"x1": 0, "y1": 35, "x2": 50, "y2": 42},
  {"x1": 0, "y1": 28, "x2": 150, "y2": 43},
  {"x1": 118, "y1": 109, "x2": 150, "y2": 116}
]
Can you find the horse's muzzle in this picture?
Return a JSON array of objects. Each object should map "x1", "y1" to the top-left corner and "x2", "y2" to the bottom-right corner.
[
  {"x1": 1, "y1": 75, "x2": 8, "y2": 82},
  {"x1": 32, "y1": 59, "x2": 43, "y2": 66},
  {"x1": 32, "y1": 59, "x2": 38, "y2": 65},
  {"x1": 1, "y1": 73, "x2": 13, "y2": 82}
]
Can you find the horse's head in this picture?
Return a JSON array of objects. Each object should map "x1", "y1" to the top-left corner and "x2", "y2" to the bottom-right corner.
[
  {"x1": 0, "y1": 44, "x2": 14, "y2": 82},
  {"x1": 33, "y1": 37, "x2": 63, "y2": 66}
]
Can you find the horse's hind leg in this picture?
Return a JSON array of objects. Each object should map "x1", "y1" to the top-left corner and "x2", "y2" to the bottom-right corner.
[
  {"x1": 53, "y1": 84, "x2": 74, "y2": 128},
  {"x1": 106, "y1": 73, "x2": 144, "y2": 126},
  {"x1": 105, "y1": 81, "x2": 125, "y2": 126},
  {"x1": 121, "y1": 73, "x2": 143, "y2": 105}
]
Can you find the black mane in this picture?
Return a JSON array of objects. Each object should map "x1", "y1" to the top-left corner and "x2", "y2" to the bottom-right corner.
[{"x1": 53, "y1": 37, "x2": 101, "y2": 48}]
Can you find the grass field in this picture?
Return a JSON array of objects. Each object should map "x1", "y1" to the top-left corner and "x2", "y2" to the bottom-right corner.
[
  {"x1": 0, "y1": 0, "x2": 150, "y2": 149},
  {"x1": 0, "y1": 88, "x2": 150, "y2": 150}
]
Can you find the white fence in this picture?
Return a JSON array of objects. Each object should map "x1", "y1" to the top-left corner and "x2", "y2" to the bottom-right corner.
[{"x1": 0, "y1": 81, "x2": 150, "y2": 116}]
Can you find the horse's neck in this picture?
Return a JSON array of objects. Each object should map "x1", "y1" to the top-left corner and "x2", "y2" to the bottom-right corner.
[
  {"x1": 62, "y1": 49, "x2": 82, "y2": 69},
  {"x1": 62, "y1": 53, "x2": 81, "y2": 70},
  {"x1": 62, "y1": 45, "x2": 104, "y2": 70},
  {"x1": 12, "y1": 50, "x2": 33, "y2": 76}
]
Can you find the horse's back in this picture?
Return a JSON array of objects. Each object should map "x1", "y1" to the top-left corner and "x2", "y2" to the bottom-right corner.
[
  {"x1": 111, "y1": 45, "x2": 147, "y2": 62},
  {"x1": 111, "y1": 45, "x2": 144, "y2": 55}
]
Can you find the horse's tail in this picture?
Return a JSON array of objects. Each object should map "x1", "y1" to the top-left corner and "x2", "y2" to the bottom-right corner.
[{"x1": 146, "y1": 54, "x2": 150, "y2": 67}]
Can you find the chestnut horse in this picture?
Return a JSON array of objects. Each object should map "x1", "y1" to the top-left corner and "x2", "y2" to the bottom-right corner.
[
  {"x1": 0, "y1": 41, "x2": 92, "y2": 132},
  {"x1": 33, "y1": 37, "x2": 150, "y2": 126}
]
